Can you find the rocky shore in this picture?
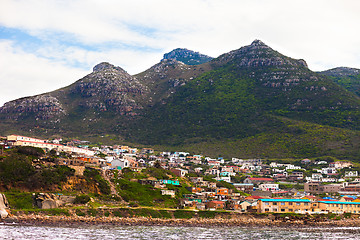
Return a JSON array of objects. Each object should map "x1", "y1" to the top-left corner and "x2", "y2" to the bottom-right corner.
[{"x1": 3, "y1": 213, "x2": 360, "y2": 228}]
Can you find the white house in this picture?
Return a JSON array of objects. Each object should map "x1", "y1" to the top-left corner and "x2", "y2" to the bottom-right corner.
[
  {"x1": 111, "y1": 159, "x2": 129, "y2": 169},
  {"x1": 345, "y1": 171, "x2": 358, "y2": 178},
  {"x1": 258, "y1": 183, "x2": 279, "y2": 192}
]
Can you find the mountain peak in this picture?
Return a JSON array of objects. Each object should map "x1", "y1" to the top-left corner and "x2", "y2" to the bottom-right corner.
[
  {"x1": 214, "y1": 39, "x2": 307, "y2": 68},
  {"x1": 162, "y1": 48, "x2": 213, "y2": 65},
  {"x1": 320, "y1": 67, "x2": 360, "y2": 77},
  {"x1": 92, "y1": 62, "x2": 128, "y2": 74},
  {"x1": 251, "y1": 39, "x2": 266, "y2": 46},
  {"x1": 93, "y1": 62, "x2": 115, "y2": 72}
]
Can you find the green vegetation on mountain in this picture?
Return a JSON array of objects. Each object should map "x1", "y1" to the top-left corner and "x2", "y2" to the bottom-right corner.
[
  {"x1": 1, "y1": 40, "x2": 360, "y2": 160},
  {"x1": 127, "y1": 43, "x2": 360, "y2": 160},
  {"x1": 319, "y1": 67, "x2": 360, "y2": 97}
]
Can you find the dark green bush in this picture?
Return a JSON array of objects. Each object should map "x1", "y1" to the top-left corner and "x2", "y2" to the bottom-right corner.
[
  {"x1": 74, "y1": 195, "x2": 91, "y2": 204},
  {"x1": 16, "y1": 146, "x2": 44, "y2": 157},
  {"x1": 198, "y1": 211, "x2": 216, "y2": 218},
  {"x1": 173, "y1": 210, "x2": 195, "y2": 219}
]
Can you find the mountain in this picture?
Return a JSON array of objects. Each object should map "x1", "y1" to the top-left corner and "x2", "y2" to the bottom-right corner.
[
  {"x1": 1, "y1": 41, "x2": 359, "y2": 159},
  {"x1": 162, "y1": 48, "x2": 213, "y2": 65},
  {"x1": 127, "y1": 40, "x2": 360, "y2": 153},
  {"x1": 318, "y1": 67, "x2": 360, "y2": 96}
]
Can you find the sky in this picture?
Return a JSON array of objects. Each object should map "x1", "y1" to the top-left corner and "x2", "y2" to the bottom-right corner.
[{"x1": 0, "y1": 0, "x2": 359, "y2": 107}]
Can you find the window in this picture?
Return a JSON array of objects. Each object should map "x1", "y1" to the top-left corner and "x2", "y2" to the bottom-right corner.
[
  {"x1": 265, "y1": 208, "x2": 269, "y2": 212},
  {"x1": 281, "y1": 202, "x2": 285, "y2": 205},
  {"x1": 304, "y1": 203, "x2": 309, "y2": 206},
  {"x1": 265, "y1": 202, "x2": 269, "y2": 205},
  {"x1": 289, "y1": 209, "x2": 293, "y2": 212},
  {"x1": 273, "y1": 202, "x2": 278, "y2": 205},
  {"x1": 296, "y1": 203, "x2": 301, "y2": 206},
  {"x1": 281, "y1": 209, "x2": 285, "y2": 212},
  {"x1": 289, "y1": 202, "x2": 293, "y2": 206}
]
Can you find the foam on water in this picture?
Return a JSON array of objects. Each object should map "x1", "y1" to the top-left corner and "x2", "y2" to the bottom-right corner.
[{"x1": 1, "y1": 224, "x2": 360, "y2": 240}]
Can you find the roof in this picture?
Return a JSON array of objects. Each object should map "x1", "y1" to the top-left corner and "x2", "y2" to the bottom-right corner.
[
  {"x1": 209, "y1": 201, "x2": 225, "y2": 204},
  {"x1": 16, "y1": 140, "x2": 63, "y2": 146},
  {"x1": 319, "y1": 201, "x2": 360, "y2": 205},
  {"x1": 248, "y1": 177, "x2": 273, "y2": 181},
  {"x1": 233, "y1": 183, "x2": 254, "y2": 186},
  {"x1": 303, "y1": 195, "x2": 318, "y2": 199},
  {"x1": 260, "y1": 199, "x2": 311, "y2": 203},
  {"x1": 272, "y1": 191, "x2": 289, "y2": 194},
  {"x1": 246, "y1": 195, "x2": 262, "y2": 199}
]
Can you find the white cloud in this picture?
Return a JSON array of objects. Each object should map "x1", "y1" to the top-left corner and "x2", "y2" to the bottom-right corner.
[
  {"x1": 0, "y1": 40, "x2": 88, "y2": 107},
  {"x1": 0, "y1": 0, "x2": 360, "y2": 105}
]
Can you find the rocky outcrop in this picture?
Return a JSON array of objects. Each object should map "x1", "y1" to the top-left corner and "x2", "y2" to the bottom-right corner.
[
  {"x1": 214, "y1": 39, "x2": 308, "y2": 68},
  {"x1": 163, "y1": 48, "x2": 213, "y2": 65},
  {"x1": 33, "y1": 193, "x2": 76, "y2": 209},
  {"x1": 71, "y1": 62, "x2": 149, "y2": 115},
  {"x1": 0, "y1": 95, "x2": 65, "y2": 120},
  {"x1": 0, "y1": 193, "x2": 9, "y2": 219}
]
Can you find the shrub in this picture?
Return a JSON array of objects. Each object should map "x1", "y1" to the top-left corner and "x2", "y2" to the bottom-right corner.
[
  {"x1": 74, "y1": 195, "x2": 91, "y2": 204},
  {"x1": 16, "y1": 146, "x2": 44, "y2": 157},
  {"x1": 198, "y1": 211, "x2": 216, "y2": 218},
  {"x1": 173, "y1": 210, "x2": 195, "y2": 219}
]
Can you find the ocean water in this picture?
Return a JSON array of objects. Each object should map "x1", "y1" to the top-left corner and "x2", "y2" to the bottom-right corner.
[{"x1": 1, "y1": 223, "x2": 360, "y2": 240}]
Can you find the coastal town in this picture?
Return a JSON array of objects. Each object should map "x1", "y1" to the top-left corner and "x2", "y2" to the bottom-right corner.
[{"x1": 1, "y1": 134, "x2": 360, "y2": 216}]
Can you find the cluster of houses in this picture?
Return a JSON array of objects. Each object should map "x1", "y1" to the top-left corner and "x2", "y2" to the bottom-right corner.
[{"x1": 2, "y1": 134, "x2": 360, "y2": 214}]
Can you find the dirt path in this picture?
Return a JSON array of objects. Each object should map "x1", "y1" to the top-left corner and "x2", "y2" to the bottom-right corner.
[{"x1": 101, "y1": 170, "x2": 124, "y2": 202}]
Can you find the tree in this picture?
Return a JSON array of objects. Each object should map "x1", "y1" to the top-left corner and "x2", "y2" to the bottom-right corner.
[{"x1": 154, "y1": 160, "x2": 162, "y2": 169}]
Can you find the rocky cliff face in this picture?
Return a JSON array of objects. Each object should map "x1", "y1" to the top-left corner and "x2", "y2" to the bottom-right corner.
[
  {"x1": 214, "y1": 40, "x2": 308, "y2": 68},
  {"x1": 0, "y1": 62, "x2": 149, "y2": 122},
  {"x1": 211, "y1": 40, "x2": 335, "y2": 108},
  {"x1": 69, "y1": 62, "x2": 148, "y2": 115},
  {"x1": 0, "y1": 193, "x2": 9, "y2": 219},
  {"x1": 162, "y1": 48, "x2": 213, "y2": 65},
  {"x1": 0, "y1": 95, "x2": 65, "y2": 121}
]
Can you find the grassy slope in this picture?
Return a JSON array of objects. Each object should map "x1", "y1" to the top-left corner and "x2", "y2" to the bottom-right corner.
[
  {"x1": 327, "y1": 74, "x2": 360, "y2": 97},
  {"x1": 180, "y1": 117, "x2": 360, "y2": 160}
]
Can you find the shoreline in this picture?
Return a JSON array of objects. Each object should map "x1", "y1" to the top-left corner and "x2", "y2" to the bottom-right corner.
[{"x1": 3, "y1": 214, "x2": 360, "y2": 228}]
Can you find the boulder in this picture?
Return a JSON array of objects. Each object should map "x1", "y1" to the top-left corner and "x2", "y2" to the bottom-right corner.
[
  {"x1": 0, "y1": 193, "x2": 9, "y2": 219},
  {"x1": 33, "y1": 193, "x2": 75, "y2": 209}
]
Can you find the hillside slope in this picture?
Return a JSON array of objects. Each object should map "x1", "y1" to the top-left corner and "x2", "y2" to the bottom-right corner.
[
  {"x1": 319, "y1": 67, "x2": 360, "y2": 96},
  {"x1": 127, "y1": 40, "x2": 360, "y2": 145},
  {"x1": 1, "y1": 41, "x2": 359, "y2": 159}
]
